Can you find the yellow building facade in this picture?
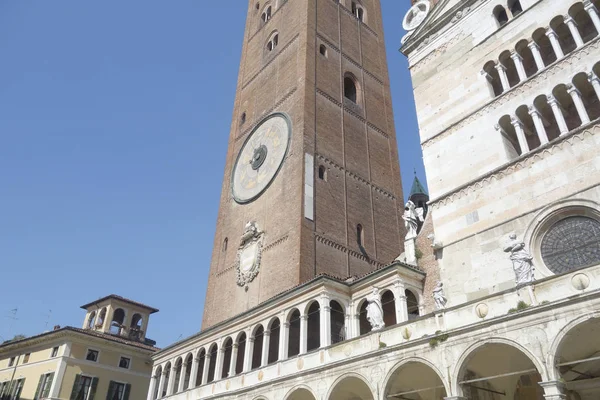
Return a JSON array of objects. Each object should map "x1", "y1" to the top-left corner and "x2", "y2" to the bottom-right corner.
[{"x1": 0, "y1": 295, "x2": 159, "y2": 400}]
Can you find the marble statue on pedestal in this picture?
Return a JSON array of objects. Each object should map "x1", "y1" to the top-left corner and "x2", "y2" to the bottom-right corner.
[
  {"x1": 366, "y1": 287, "x2": 385, "y2": 331},
  {"x1": 503, "y1": 233, "x2": 535, "y2": 285},
  {"x1": 433, "y1": 281, "x2": 447, "y2": 310},
  {"x1": 403, "y1": 200, "x2": 424, "y2": 240}
]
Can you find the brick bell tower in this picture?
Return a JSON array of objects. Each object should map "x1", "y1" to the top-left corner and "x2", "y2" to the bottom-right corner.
[{"x1": 201, "y1": 0, "x2": 405, "y2": 329}]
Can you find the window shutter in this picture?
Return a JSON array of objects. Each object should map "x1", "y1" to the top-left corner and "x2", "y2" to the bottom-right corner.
[
  {"x1": 69, "y1": 375, "x2": 81, "y2": 400},
  {"x1": 123, "y1": 384, "x2": 131, "y2": 400},
  {"x1": 89, "y1": 378, "x2": 99, "y2": 400},
  {"x1": 42, "y1": 373, "x2": 55, "y2": 398},
  {"x1": 15, "y1": 379, "x2": 25, "y2": 400},
  {"x1": 105, "y1": 382, "x2": 115, "y2": 400},
  {"x1": 33, "y1": 376, "x2": 44, "y2": 400}
]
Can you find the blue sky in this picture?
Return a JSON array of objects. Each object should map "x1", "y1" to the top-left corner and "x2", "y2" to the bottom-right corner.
[{"x1": 0, "y1": 1, "x2": 421, "y2": 347}]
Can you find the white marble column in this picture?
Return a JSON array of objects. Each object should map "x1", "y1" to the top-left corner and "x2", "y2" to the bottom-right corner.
[
  {"x1": 584, "y1": 0, "x2": 600, "y2": 33},
  {"x1": 229, "y1": 344, "x2": 238, "y2": 377},
  {"x1": 157, "y1": 370, "x2": 166, "y2": 399},
  {"x1": 511, "y1": 117, "x2": 530, "y2": 153},
  {"x1": 299, "y1": 315, "x2": 308, "y2": 354},
  {"x1": 147, "y1": 374, "x2": 158, "y2": 400},
  {"x1": 588, "y1": 72, "x2": 600, "y2": 101},
  {"x1": 279, "y1": 321, "x2": 289, "y2": 360},
  {"x1": 546, "y1": 28, "x2": 565, "y2": 59},
  {"x1": 244, "y1": 336, "x2": 254, "y2": 372},
  {"x1": 177, "y1": 361, "x2": 187, "y2": 392},
  {"x1": 528, "y1": 41, "x2": 546, "y2": 70},
  {"x1": 353, "y1": 312, "x2": 361, "y2": 337},
  {"x1": 214, "y1": 346, "x2": 224, "y2": 381},
  {"x1": 565, "y1": 16, "x2": 584, "y2": 47},
  {"x1": 528, "y1": 106, "x2": 549, "y2": 144},
  {"x1": 495, "y1": 63, "x2": 510, "y2": 92},
  {"x1": 166, "y1": 364, "x2": 176, "y2": 396},
  {"x1": 539, "y1": 381, "x2": 567, "y2": 400},
  {"x1": 261, "y1": 330, "x2": 270, "y2": 367},
  {"x1": 547, "y1": 95, "x2": 569, "y2": 134},
  {"x1": 393, "y1": 280, "x2": 408, "y2": 323},
  {"x1": 567, "y1": 85, "x2": 591, "y2": 124},
  {"x1": 188, "y1": 356, "x2": 199, "y2": 388},
  {"x1": 320, "y1": 297, "x2": 331, "y2": 348},
  {"x1": 201, "y1": 353, "x2": 211, "y2": 385},
  {"x1": 511, "y1": 51, "x2": 527, "y2": 82}
]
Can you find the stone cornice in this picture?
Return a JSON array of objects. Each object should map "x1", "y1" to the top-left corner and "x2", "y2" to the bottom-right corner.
[
  {"x1": 429, "y1": 121, "x2": 600, "y2": 208},
  {"x1": 314, "y1": 233, "x2": 384, "y2": 267},
  {"x1": 315, "y1": 154, "x2": 396, "y2": 200},
  {"x1": 421, "y1": 36, "x2": 600, "y2": 149}
]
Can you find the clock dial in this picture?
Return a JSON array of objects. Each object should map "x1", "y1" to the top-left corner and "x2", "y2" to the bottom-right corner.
[{"x1": 232, "y1": 113, "x2": 291, "y2": 203}]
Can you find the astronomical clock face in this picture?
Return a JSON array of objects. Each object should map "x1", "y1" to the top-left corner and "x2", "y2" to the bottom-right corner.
[{"x1": 232, "y1": 113, "x2": 291, "y2": 204}]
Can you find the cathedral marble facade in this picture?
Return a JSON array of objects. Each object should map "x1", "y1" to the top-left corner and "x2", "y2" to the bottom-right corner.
[{"x1": 149, "y1": 0, "x2": 600, "y2": 399}]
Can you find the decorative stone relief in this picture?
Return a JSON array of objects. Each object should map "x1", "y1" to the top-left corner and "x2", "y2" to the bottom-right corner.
[
  {"x1": 475, "y1": 303, "x2": 489, "y2": 319},
  {"x1": 503, "y1": 234, "x2": 535, "y2": 286},
  {"x1": 235, "y1": 221, "x2": 264, "y2": 290},
  {"x1": 366, "y1": 287, "x2": 385, "y2": 331},
  {"x1": 571, "y1": 273, "x2": 591, "y2": 291},
  {"x1": 433, "y1": 281, "x2": 447, "y2": 310}
]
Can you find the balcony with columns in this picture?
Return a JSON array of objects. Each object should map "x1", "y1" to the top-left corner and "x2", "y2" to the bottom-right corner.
[
  {"x1": 148, "y1": 260, "x2": 426, "y2": 400},
  {"x1": 481, "y1": 0, "x2": 600, "y2": 100}
]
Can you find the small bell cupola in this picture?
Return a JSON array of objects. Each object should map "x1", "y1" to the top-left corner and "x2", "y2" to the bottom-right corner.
[
  {"x1": 409, "y1": 172, "x2": 429, "y2": 219},
  {"x1": 80, "y1": 295, "x2": 159, "y2": 344}
]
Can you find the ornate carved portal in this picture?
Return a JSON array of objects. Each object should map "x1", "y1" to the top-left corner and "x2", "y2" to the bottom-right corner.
[{"x1": 235, "y1": 221, "x2": 264, "y2": 290}]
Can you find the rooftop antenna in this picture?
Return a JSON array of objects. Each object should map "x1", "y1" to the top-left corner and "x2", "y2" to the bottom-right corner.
[
  {"x1": 5, "y1": 308, "x2": 18, "y2": 338},
  {"x1": 43, "y1": 310, "x2": 52, "y2": 331}
]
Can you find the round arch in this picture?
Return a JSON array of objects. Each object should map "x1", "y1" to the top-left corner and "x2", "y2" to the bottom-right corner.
[
  {"x1": 283, "y1": 385, "x2": 318, "y2": 400},
  {"x1": 452, "y1": 338, "x2": 547, "y2": 398},
  {"x1": 383, "y1": 357, "x2": 450, "y2": 399},
  {"x1": 547, "y1": 312, "x2": 600, "y2": 382},
  {"x1": 326, "y1": 372, "x2": 375, "y2": 400}
]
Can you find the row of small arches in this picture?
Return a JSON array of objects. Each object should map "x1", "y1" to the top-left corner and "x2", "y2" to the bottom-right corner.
[
  {"x1": 496, "y1": 62, "x2": 600, "y2": 157},
  {"x1": 484, "y1": 1, "x2": 600, "y2": 98},
  {"x1": 86, "y1": 307, "x2": 143, "y2": 335},
  {"x1": 151, "y1": 289, "x2": 421, "y2": 399},
  {"x1": 493, "y1": 0, "x2": 523, "y2": 26}
]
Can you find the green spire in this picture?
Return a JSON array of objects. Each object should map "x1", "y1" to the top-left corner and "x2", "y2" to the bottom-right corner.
[{"x1": 409, "y1": 172, "x2": 428, "y2": 197}]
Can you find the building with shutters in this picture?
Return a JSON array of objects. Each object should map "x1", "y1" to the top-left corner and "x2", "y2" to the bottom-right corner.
[{"x1": 0, "y1": 295, "x2": 159, "y2": 400}]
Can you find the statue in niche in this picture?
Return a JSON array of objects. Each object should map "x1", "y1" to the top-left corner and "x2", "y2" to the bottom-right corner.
[
  {"x1": 403, "y1": 200, "x2": 424, "y2": 240},
  {"x1": 503, "y1": 233, "x2": 535, "y2": 285},
  {"x1": 433, "y1": 281, "x2": 447, "y2": 310},
  {"x1": 366, "y1": 287, "x2": 385, "y2": 331}
]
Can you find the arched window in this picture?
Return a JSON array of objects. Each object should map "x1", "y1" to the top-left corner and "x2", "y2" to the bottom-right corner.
[
  {"x1": 261, "y1": 5, "x2": 272, "y2": 23},
  {"x1": 351, "y1": 2, "x2": 365, "y2": 22},
  {"x1": 130, "y1": 313, "x2": 143, "y2": 340},
  {"x1": 266, "y1": 32, "x2": 279, "y2": 52},
  {"x1": 267, "y1": 319, "x2": 280, "y2": 364},
  {"x1": 482, "y1": 61, "x2": 503, "y2": 97},
  {"x1": 508, "y1": 0, "x2": 522, "y2": 17},
  {"x1": 173, "y1": 358, "x2": 182, "y2": 394},
  {"x1": 235, "y1": 333, "x2": 246, "y2": 375},
  {"x1": 206, "y1": 344, "x2": 218, "y2": 383},
  {"x1": 221, "y1": 338, "x2": 233, "y2": 379},
  {"x1": 162, "y1": 363, "x2": 171, "y2": 397},
  {"x1": 356, "y1": 224, "x2": 364, "y2": 246},
  {"x1": 195, "y1": 349, "x2": 205, "y2": 387},
  {"x1": 406, "y1": 290, "x2": 420, "y2": 320},
  {"x1": 318, "y1": 165, "x2": 326, "y2": 180},
  {"x1": 183, "y1": 354, "x2": 193, "y2": 390},
  {"x1": 306, "y1": 302, "x2": 320, "y2": 351},
  {"x1": 494, "y1": 5, "x2": 509, "y2": 26},
  {"x1": 381, "y1": 290, "x2": 397, "y2": 327},
  {"x1": 87, "y1": 311, "x2": 96, "y2": 329},
  {"x1": 344, "y1": 75, "x2": 358, "y2": 103},
  {"x1": 110, "y1": 308, "x2": 125, "y2": 335},
  {"x1": 330, "y1": 300, "x2": 345, "y2": 344},
  {"x1": 319, "y1": 44, "x2": 327, "y2": 57},
  {"x1": 153, "y1": 366, "x2": 162, "y2": 400},
  {"x1": 96, "y1": 307, "x2": 107, "y2": 329},
  {"x1": 240, "y1": 112, "x2": 246, "y2": 125},
  {"x1": 287, "y1": 309, "x2": 301, "y2": 357},
  {"x1": 251, "y1": 325, "x2": 264, "y2": 370},
  {"x1": 222, "y1": 237, "x2": 228, "y2": 252}
]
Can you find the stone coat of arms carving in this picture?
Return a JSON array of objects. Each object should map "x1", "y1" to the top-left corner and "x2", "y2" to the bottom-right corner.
[{"x1": 235, "y1": 221, "x2": 264, "y2": 289}]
